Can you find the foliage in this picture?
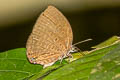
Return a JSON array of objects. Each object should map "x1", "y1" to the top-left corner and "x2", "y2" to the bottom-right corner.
[{"x1": 0, "y1": 36, "x2": 120, "y2": 80}]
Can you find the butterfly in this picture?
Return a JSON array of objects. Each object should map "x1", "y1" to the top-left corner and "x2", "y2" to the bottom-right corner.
[{"x1": 26, "y1": 5, "x2": 80, "y2": 68}]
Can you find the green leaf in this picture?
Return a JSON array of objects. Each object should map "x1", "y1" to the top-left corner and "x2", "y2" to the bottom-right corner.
[
  {"x1": 41, "y1": 42, "x2": 120, "y2": 80},
  {"x1": 29, "y1": 60, "x2": 68, "y2": 80},
  {"x1": 0, "y1": 48, "x2": 67, "y2": 80},
  {"x1": 89, "y1": 43, "x2": 120, "y2": 80},
  {"x1": 65, "y1": 51, "x2": 89, "y2": 62},
  {"x1": 0, "y1": 48, "x2": 43, "y2": 80},
  {"x1": 0, "y1": 36, "x2": 120, "y2": 80},
  {"x1": 92, "y1": 36, "x2": 119, "y2": 49}
]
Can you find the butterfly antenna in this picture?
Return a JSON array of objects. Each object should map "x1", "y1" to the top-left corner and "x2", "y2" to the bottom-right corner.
[
  {"x1": 73, "y1": 38, "x2": 92, "y2": 56},
  {"x1": 73, "y1": 38, "x2": 92, "y2": 46}
]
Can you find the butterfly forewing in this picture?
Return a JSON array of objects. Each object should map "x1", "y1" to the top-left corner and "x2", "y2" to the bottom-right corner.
[{"x1": 26, "y1": 5, "x2": 73, "y2": 67}]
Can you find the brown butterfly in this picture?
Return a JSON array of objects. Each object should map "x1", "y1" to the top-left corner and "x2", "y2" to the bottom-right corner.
[{"x1": 26, "y1": 5, "x2": 80, "y2": 68}]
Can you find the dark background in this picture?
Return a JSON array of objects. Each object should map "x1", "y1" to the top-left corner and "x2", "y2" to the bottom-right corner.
[{"x1": 0, "y1": 0, "x2": 120, "y2": 52}]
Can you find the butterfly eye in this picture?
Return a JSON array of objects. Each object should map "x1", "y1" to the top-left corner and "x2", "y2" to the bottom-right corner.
[{"x1": 74, "y1": 47, "x2": 78, "y2": 50}]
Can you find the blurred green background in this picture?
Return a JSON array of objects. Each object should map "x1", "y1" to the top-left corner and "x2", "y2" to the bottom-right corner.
[{"x1": 0, "y1": 0, "x2": 120, "y2": 52}]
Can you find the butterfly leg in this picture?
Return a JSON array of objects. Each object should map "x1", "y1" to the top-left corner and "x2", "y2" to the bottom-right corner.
[
  {"x1": 74, "y1": 47, "x2": 85, "y2": 56},
  {"x1": 59, "y1": 55, "x2": 64, "y2": 64},
  {"x1": 67, "y1": 53, "x2": 73, "y2": 62}
]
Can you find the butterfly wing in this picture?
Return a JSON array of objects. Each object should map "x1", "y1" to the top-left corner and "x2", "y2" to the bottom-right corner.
[{"x1": 26, "y1": 6, "x2": 73, "y2": 67}]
